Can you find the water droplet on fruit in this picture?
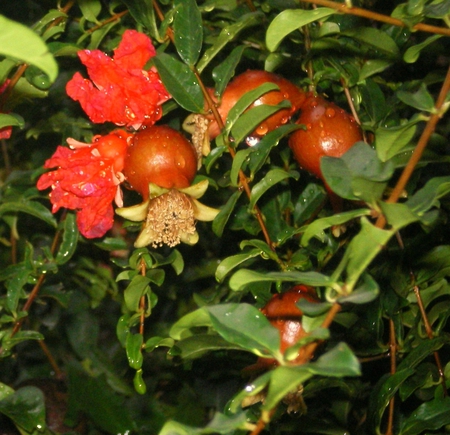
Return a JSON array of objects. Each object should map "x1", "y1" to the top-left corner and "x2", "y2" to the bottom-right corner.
[
  {"x1": 176, "y1": 155, "x2": 186, "y2": 168},
  {"x1": 319, "y1": 121, "x2": 324, "y2": 128},
  {"x1": 281, "y1": 116, "x2": 288, "y2": 124},
  {"x1": 283, "y1": 92, "x2": 289, "y2": 99},
  {"x1": 257, "y1": 123, "x2": 268, "y2": 135},
  {"x1": 325, "y1": 107, "x2": 336, "y2": 118},
  {"x1": 320, "y1": 130, "x2": 326, "y2": 137},
  {"x1": 309, "y1": 99, "x2": 318, "y2": 108},
  {"x1": 306, "y1": 123, "x2": 312, "y2": 130}
]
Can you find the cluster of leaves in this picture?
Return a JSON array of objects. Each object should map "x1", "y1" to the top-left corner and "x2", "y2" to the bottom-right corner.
[{"x1": 1, "y1": 0, "x2": 450, "y2": 434}]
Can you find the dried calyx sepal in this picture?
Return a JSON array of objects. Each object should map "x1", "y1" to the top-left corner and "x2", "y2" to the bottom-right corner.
[{"x1": 116, "y1": 180, "x2": 219, "y2": 248}]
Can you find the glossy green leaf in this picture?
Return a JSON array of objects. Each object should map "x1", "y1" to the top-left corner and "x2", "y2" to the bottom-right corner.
[
  {"x1": 145, "y1": 336, "x2": 174, "y2": 352},
  {"x1": 264, "y1": 365, "x2": 312, "y2": 411},
  {"x1": 0, "y1": 200, "x2": 57, "y2": 228},
  {"x1": 55, "y1": 212, "x2": 78, "y2": 265},
  {"x1": 225, "y1": 82, "x2": 280, "y2": 134},
  {"x1": 120, "y1": 0, "x2": 156, "y2": 33},
  {"x1": 294, "y1": 183, "x2": 327, "y2": 226},
  {"x1": 153, "y1": 53, "x2": 204, "y2": 113},
  {"x1": 0, "y1": 386, "x2": 46, "y2": 432},
  {"x1": 77, "y1": 0, "x2": 101, "y2": 23},
  {"x1": 212, "y1": 45, "x2": 247, "y2": 96},
  {"x1": 133, "y1": 369, "x2": 147, "y2": 395},
  {"x1": 401, "y1": 396, "x2": 450, "y2": 435},
  {"x1": 1, "y1": 331, "x2": 44, "y2": 355},
  {"x1": 169, "y1": 308, "x2": 212, "y2": 340},
  {"x1": 249, "y1": 169, "x2": 298, "y2": 209},
  {"x1": 0, "y1": 113, "x2": 24, "y2": 130},
  {"x1": 266, "y1": 8, "x2": 335, "y2": 52},
  {"x1": 379, "y1": 202, "x2": 419, "y2": 230},
  {"x1": 197, "y1": 12, "x2": 263, "y2": 73},
  {"x1": 301, "y1": 208, "x2": 371, "y2": 246},
  {"x1": 229, "y1": 269, "x2": 332, "y2": 292},
  {"x1": 341, "y1": 218, "x2": 394, "y2": 290},
  {"x1": 397, "y1": 83, "x2": 435, "y2": 112},
  {"x1": 126, "y1": 333, "x2": 144, "y2": 370},
  {"x1": 124, "y1": 275, "x2": 151, "y2": 312},
  {"x1": 342, "y1": 27, "x2": 400, "y2": 58},
  {"x1": 406, "y1": 176, "x2": 450, "y2": 216},
  {"x1": 321, "y1": 142, "x2": 395, "y2": 204},
  {"x1": 212, "y1": 190, "x2": 243, "y2": 237},
  {"x1": 309, "y1": 342, "x2": 361, "y2": 377},
  {"x1": 173, "y1": 0, "x2": 203, "y2": 66},
  {"x1": 404, "y1": 34, "x2": 442, "y2": 63},
  {"x1": 207, "y1": 303, "x2": 281, "y2": 358},
  {"x1": 172, "y1": 334, "x2": 243, "y2": 359},
  {"x1": 375, "y1": 118, "x2": 421, "y2": 161},
  {"x1": 215, "y1": 249, "x2": 261, "y2": 282},
  {"x1": 0, "y1": 15, "x2": 58, "y2": 82},
  {"x1": 94, "y1": 237, "x2": 128, "y2": 252},
  {"x1": 359, "y1": 59, "x2": 392, "y2": 81},
  {"x1": 337, "y1": 274, "x2": 379, "y2": 305},
  {"x1": 231, "y1": 100, "x2": 291, "y2": 145}
]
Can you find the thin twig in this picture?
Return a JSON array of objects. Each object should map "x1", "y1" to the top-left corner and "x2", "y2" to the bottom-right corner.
[
  {"x1": 299, "y1": 0, "x2": 450, "y2": 36},
  {"x1": 385, "y1": 319, "x2": 397, "y2": 435}
]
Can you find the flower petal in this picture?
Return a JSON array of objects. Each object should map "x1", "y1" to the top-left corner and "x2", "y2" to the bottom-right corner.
[{"x1": 191, "y1": 198, "x2": 220, "y2": 221}]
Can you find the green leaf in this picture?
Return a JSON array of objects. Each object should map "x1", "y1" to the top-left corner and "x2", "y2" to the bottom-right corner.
[
  {"x1": 55, "y1": 212, "x2": 78, "y2": 265},
  {"x1": 173, "y1": 0, "x2": 203, "y2": 66},
  {"x1": 0, "y1": 200, "x2": 57, "y2": 228},
  {"x1": 232, "y1": 101, "x2": 292, "y2": 145},
  {"x1": 120, "y1": 0, "x2": 156, "y2": 33},
  {"x1": 0, "y1": 113, "x2": 24, "y2": 130},
  {"x1": 229, "y1": 269, "x2": 332, "y2": 292},
  {"x1": 169, "y1": 308, "x2": 212, "y2": 340},
  {"x1": 225, "y1": 82, "x2": 281, "y2": 134},
  {"x1": 294, "y1": 183, "x2": 327, "y2": 226},
  {"x1": 197, "y1": 12, "x2": 263, "y2": 73},
  {"x1": 321, "y1": 142, "x2": 395, "y2": 204},
  {"x1": 207, "y1": 303, "x2": 281, "y2": 358},
  {"x1": 77, "y1": 0, "x2": 101, "y2": 23},
  {"x1": 309, "y1": 342, "x2": 361, "y2": 377},
  {"x1": 0, "y1": 15, "x2": 58, "y2": 83},
  {"x1": 2, "y1": 331, "x2": 44, "y2": 355},
  {"x1": 367, "y1": 368, "x2": 415, "y2": 433},
  {"x1": 397, "y1": 83, "x2": 435, "y2": 112},
  {"x1": 342, "y1": 27, "x2": 400, "y2": 58},
  {"x1": 0, "y1": 386, "x2": 46, "y2": 432},
  {"x1": 404, "y1": 34, "x2": 442, "y2": 63},
  {"x1": 375, "y1": 118, "x2": 421, "y2": 161},
  {"x1": 249, "y1": 169, "x2": 298, "y2": 209},
  {"x1": 215, "y1": 249, "x2": 261, "y2": 283},
  {"x1": 172, "y1": 334, "x2": 243, "y2": 359},
  {"x1": 0, "y1": 383, "x2": 14, "y2": 401},
  {"x1": 212, "y1": 45, "x2": 247, "y2": 96},
  {"x1": 126, "y1": 333, "x2": 144, "y2": 370},
  {"x1": 405, "y1": 176, "x2": 450, "y2": 216},
  {"x1": 337, "y1": 274, "x2": 379, "y2": 305},
  {"x1": 401, "y1": 396, "x2": 450, "y2": 435},
  {"x1": 124, "y1": 275, "x2": 151, "y2": 312},
  {"x1": 266, "y1": 8, "x2": 336, "y2": 52},
  {"x1": 264, "y1": 366, "x2": 312, "y2": 411},
  {"x1": 153, "y1": 53, "x2": 204, "y2": 113},
  {"x1": 301, "y1": 208, "x2": 371, "y2": 246},
  {"x1": 212, "y1": 190, "x2": 243, "y2": 237}
]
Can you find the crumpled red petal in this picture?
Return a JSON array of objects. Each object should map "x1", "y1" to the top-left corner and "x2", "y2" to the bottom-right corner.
[{"x1": 65, "y1": 29, "x2": 170, "y2": 128}]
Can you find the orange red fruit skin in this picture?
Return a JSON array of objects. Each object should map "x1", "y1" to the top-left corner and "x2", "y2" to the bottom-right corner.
[
  {"x1": 207, "y1": 70, "x2": 306, "y2": 141},
  {"x1": 123, "y1": 125, "x2": 197, "y2": 199},
  {"x1": 244, "y1": 285, "x2": 319, "y2": 373},
  {"x1": 288, "y1": 94, "x2": 363, "y2": 180}
]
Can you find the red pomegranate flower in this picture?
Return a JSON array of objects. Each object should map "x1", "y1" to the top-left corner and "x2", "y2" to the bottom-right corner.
[
  {"x1": 37, "y1": 130, "x2": 132, "y2": 239},
  {"x1": 66, "y1": 29, "x2": 170, "y2": 129}
]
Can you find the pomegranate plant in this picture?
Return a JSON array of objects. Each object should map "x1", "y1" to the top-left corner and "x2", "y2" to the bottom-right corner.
[{"x1": 1, "y1": 1, "x2": 450, "y2": 435}]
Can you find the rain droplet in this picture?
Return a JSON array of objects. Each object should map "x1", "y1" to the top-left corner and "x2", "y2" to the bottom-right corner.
[
  {"x1": 246, "y1": 136, "x2": 260, "y2": 147},
  {"x1": 325, "y1": 107, "x2": 336, "y2": 118},
  {"x1": 176, "y1": 155, "x2": 186, "y2": 168},
  {"x1": 306, "y1": 123, "x2": 312, "y2": 130},
  {"x1": 280, "y1": 116, "x2": 288, "y2": 124},
  {"x1": 256, "y1": 123, "x2": 268, "y2": 135}
]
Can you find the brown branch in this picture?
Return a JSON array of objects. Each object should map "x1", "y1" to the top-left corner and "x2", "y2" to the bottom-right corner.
[
  {"x1": 385, "y1": 319, "x2": 397, "y2": 435},
  {"x1": 376, "y1": 64, "x2": 450, "y2": 228},
  {"x1": 85, "y1": 10, "x2": 129, "y2": 35},
  {"x1": 299, "y1": 0, "x2": 450, "y2": 36}
]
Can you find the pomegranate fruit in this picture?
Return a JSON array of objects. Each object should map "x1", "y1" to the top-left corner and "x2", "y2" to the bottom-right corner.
[
  {"x1": 207, "y1": 70, "x2": 306, "y2": 142},
  {"x1": 288, "y1": 94, "x2": 363, "y2": 180},
  {"x1": 93, "y1": 129, "x2": 132, "y2": 172},
  {"x1": 244, "y1": 285, "x2": 319, "y2": 373},
  {"x1": 123, "y1": 125, "x2": 197, "y2": 199}
]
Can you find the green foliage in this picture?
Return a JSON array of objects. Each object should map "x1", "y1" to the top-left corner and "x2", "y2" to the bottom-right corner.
[{"x1": 1, "y1": 0, "x2": 450, "y2": 434}]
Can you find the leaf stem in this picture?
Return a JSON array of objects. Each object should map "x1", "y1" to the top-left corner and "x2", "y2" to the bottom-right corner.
[{"x1": 299, "y1": 0, "x2": 450, "y2": 36}]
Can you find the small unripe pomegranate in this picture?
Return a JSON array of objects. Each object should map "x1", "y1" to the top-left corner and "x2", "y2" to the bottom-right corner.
[{"x1": 123, "y1": 125, "x2": 197, "y2": 199}]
